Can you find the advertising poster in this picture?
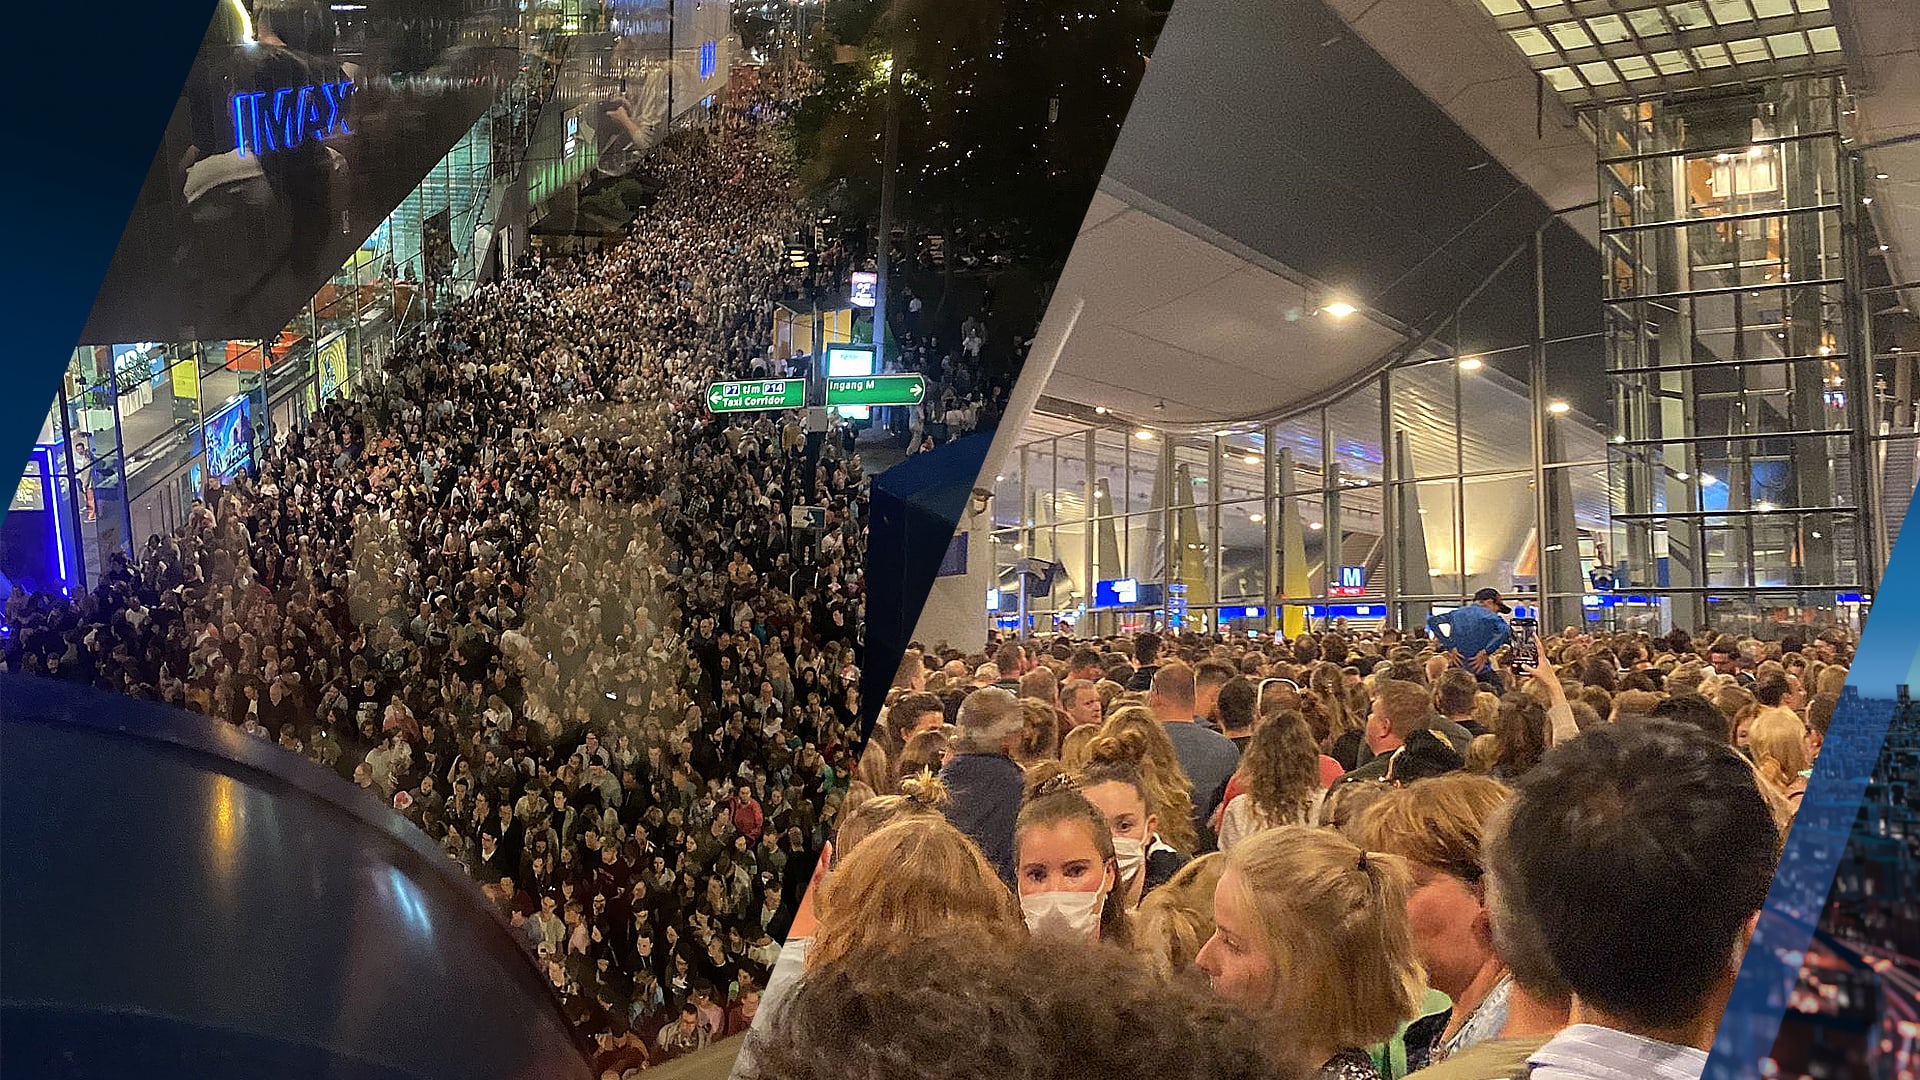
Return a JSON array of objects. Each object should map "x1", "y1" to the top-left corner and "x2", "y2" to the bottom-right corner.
[
  {"x1": 317, "y1": 333, "x2": 349, "y2": 402},
  {"x1": 204, "y1": 396, "x2": 254, "y2": 481}
]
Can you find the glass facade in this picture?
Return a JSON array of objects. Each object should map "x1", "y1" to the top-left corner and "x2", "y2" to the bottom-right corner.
[
  {"x1": 1598, "y1": 76, "x2": 1878, "y2": 635},
  {"x1": 6, "y1": 4, "x2": 734, "y2": 595},
  {"x1": 997, "y1": 76, "x2": 1910, "y2": 640}
]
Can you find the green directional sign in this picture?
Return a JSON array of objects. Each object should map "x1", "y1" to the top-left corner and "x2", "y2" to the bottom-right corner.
[
  {"x1": 706, "y1": 378, "x2": 806, "y2": 413},
  {"x1": 825, "y1": 374, "x2": 928, "y2": 407}
]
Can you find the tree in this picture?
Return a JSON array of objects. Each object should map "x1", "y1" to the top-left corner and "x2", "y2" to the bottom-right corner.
[{"x1": 789, "y1": 0, "x2": 1165, "y2": 271}]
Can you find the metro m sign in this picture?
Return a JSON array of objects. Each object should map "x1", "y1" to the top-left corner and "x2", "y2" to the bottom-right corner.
[{"x1": 231, "y1": 79, "x2": 356, "y2": 157}]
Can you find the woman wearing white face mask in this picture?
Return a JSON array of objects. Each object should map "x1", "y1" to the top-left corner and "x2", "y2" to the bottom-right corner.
[
  {"x1": 1013, "y1": 772, "x2": 1132, "y2": 946},
  {"x1": 1077, "y1": 729, "x2": 1190, "y2": 909}
]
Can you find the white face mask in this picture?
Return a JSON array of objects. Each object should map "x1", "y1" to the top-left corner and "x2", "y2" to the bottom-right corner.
[
  {"x1": 1111, "y1": 836, "x2": 1147, "y2": 889},
  {"x1": 1021, "y1": 872, "x2": 1111, "y2": 940}
]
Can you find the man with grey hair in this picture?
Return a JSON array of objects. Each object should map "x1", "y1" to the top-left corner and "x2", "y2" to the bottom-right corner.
[{"x1": 938, "y1": 687, "x2": 1027, "y2": 886}]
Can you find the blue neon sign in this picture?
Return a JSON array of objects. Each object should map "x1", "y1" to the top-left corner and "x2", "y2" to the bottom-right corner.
[
  {"x1": 231, "y1": 79, "x2": 355, "y2": 157},
  {"x1": 699, "y1": 41, "x2": 717, "y2": 82}
]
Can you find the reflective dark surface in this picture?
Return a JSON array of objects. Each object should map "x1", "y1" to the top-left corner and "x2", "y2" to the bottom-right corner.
[
  {"x1": 79, "y1": 2, "x2": 519, "y2": 345},
  {"x1": 1, "y1": 674, "x2": 592, "y2": 1080}
]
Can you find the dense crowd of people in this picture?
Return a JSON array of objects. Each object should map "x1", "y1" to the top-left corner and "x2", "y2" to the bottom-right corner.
[
  {"x1": 4, "y1": 90, "x2": 873, "y2": 1072},
  {"x1": 746, "y1": 603, "x2": 1845, "y2": 1080}
]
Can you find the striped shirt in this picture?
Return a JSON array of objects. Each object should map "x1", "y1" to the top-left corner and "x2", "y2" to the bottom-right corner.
[{"x1": 1528, "y1": 1024, "x2": 1708, "y2": 1080}]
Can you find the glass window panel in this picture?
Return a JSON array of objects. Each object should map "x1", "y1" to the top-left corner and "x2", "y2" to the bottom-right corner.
[
  {"x1": 1462, "y1": 473, "x2": 1536, "y2": 596},
  {"x1": 1541, "y1": 67, "x2": 1583, "y2": 92},
  {"x1": 1691, "y1": 43, "x2": 1734, "y2": 67},
  {"x1": 1327, "y1": 382, "x2": 1384, "y2": 485},
  {"x1": 1615, "y1": 55, "x2": 1657, "y2": 80},
  {"x1": 1387, "y1": 361, "x2": 1460, "y2": 479},
  {"x1": 1665, "y1": 2, "x2": 1712, "y2": 30},
  {"x1": 1766, "y1": 32, "x2": 1809, "y2": 57},
  {"x1": 1652, "y1": 49, "x2": 1692, "y2": 74},
  {"x1": 1807, "y1": 26, "x2": 1841, "y2": 51},
  {"x1": 1629, "y1": 9, "x2": 1673, "y2": 36},
  {"x1": 1794, "y1": 0, "x2": 1830, "y2": 11},
  {"x1": 1216, "y1": 440, "x2": 1264, "y2": 503},
  {"x1": 1278, "y1": 490, "x2": 1329, "y2": 600},
  {"x1": 1338, "y1": 486, "x2": 1384, "y2": 606},
  {"x1": 1707, "y1": 0, "x2": 1756, "y2": 25},
  {"x1": 1728, "y1": 37, "x2": 1771, "y2": 63},
  {"x1": 1508, "y1": 27, "x2": 1557, "y2": 56},
  {"x1": 1578, "y1": 61, "x2": 1622, "y2": 85},
  {"x1": 1460, "y1": 364, "x2": 1547, "y2": 474},
  {"x1": 1751, "y1": 0, "x2": 1794, "y2": 15},
  {"x1": 1093, "y1": 429, "x2": 1132, "y2": 516},
  {"x1": 1480, "y1": 0, "x2": 1525, "y2": 14},
  {"x1": 1408, "y1": 480, "x2": 1464, "y2": 598},
  {"x1": 1548, "y1": 21, "x2": 1594, "y2": 48},
  {"x1": 1586, "y1": 15, "x2": 1631, "y2": 43},
  {"x1": 1218, "y1": 501, "x2": 1267, "y2": 601}
]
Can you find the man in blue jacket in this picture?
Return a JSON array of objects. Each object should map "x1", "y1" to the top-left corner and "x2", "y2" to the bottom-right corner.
[
  {"x1": 1427, "y1": 588, "x2": 1513, "y2": 688},
  {"x1": 938, "y1": 687, "x2": 1027, "y2": 887}
]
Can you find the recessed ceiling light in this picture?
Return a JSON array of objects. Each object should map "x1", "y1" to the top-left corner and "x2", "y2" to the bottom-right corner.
[
  {"x1": 1875, "y1": 172, "x2": 1890, "y2": 180},
  {"x1": 1248, "y1": 513, "x2": 1265, "y2": 523},
  {"x1": 1308, "y1": 521, "x2": 1324, "y2": 530},
  {"x1": 1755, "y1": 501, "x2": 1776, "y2": 513},
  {"x1": 1134, "y1": 429, "x2": 1155, "y2": 441},
  {"x1": 1612, "y1": 434, "x2": 1627, "y2": 443},
  {"x1": 1321, "y1": 300, "x2": 1358, "y2": 318},
  {"x1": 1547, "y1": 400, "x2": 1571, "y2": 414},
  {"x1": 1458, "y1": 357, "x2": 1484, "y2": 371},
  {"x1": 1243, "y1": 453, "x2": 1261, "y2": 465},
  {"x1": 1094, "y1": 405, "x2": 1109, "y2": 415},
  {"x1": 1675, "y1": 472, "x2": 1690, "y2": 481}
]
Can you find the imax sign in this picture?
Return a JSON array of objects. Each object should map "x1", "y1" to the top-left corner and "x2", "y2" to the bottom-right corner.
[{"x1": 231, "y1": 79, "x2": 355, "y2": 157}]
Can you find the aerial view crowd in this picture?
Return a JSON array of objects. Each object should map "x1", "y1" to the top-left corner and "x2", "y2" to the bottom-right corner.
[
  {"x1": 746, "y1": 600, "x2": 1845, "y2": 1080},
  {"x1": 2, "y1": 89, "x2": 899, "y2": 1069}
]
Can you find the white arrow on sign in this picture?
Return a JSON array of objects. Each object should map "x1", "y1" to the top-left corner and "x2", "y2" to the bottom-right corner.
[
  {"x1": 708, "y1": 387, "x2": 725, "y2": 408},
  {"x1": 909, "y1": 380, "x2": 923, "y2": 401}
]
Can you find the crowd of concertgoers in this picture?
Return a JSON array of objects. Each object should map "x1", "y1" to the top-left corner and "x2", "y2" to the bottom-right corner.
[
  {"x1": 746, "y1": 610, "x2": 1844, "y2": 1080},
  {"x1": 3, "y1": 91, "x2": 875, "y2": 1073}
]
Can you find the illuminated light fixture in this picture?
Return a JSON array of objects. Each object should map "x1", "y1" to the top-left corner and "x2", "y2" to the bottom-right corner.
[
  {"x1": 1134, "y1": 429, "x2": 1155, "y2": 441},
  {"x1": 1547, "y1": 400, "x2": 1571, "y2": 415},
  {"x1": 1417, "y1": 507, "x2": 1429, "y2": 515},
  {"x1": 1613, "y1": 434, "x2": 1627, "y2": 443},
  {"x1": 1876, "y1": 172, "x2": 1890, "y2": 180},
  {"x1": 1248, "y1": 513, "x2": 1265, "y2": 523},
  {"x1": 1458, "y1": 356, "x2": 1484, "y2": 371},
  {"x1": 995, "y1": 475, "x2": 1005, "y2": 482},
  {"x1": 1675, "y1": 472, "x2": 1691, "y2": 481},
  {"x1": 1320, "y1": 300, "x2": 1359, "y2": 318},
  {"x1": 1699, "y1": 473, "x2": 1719, "y2": 486},
  {"x1": 1812, "y1": 531, "x2": 1823, "y2": 539},
  {"x1": 1881, "y1": 244, "x2": 1892, "y2": 252},
  {"x1": 1243, "y1": 453, "x2": 1261, "y2": 465},
  {"x1": 1094, "y1": 405, "x2": 1109, "y2": 415},
  {"x1": 1818, "y1": 345, "x2": 1833, "y2": 356},
  {"x1": 1308, "y1": 521, "x2": 1324, "y2": 531},
  {"x1": 1755, "y1": 501, "x2": 1777, "y2": 513},
  {"x1": 1716, "y1": 153, "x2": 1732, "y2": 163},
  {"x1": 1747, "y1": 145, "x2": 1766, "y2": 158},
  {"x1": 1863, "y1": 197, "x2": 1873, "y2": 206}
]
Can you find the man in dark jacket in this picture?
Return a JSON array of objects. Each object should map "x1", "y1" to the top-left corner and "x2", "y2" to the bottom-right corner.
[{"x1": 937, "y1": 687, "x2": 1026, "y2": 887}]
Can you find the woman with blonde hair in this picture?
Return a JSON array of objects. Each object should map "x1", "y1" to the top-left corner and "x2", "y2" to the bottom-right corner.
[
  {"x1": 1196, "y1": 826, "x2": 1425, "y2": 1079},
  {"x1": 1135, "y1": 852, "x2": 1226, "y2": 980},
  {"x1": 1013, "y1": 696, "x2": 1062, "y2": 766},
  {"x1": 1314, "y1": 663, "x2": 1365, "y2": 768},
  {"x1": 808, "y1": 814, "x2": 1024, "y2": 972},
  {"x1": 1216, "y1": 711, "x2": 1323, "y2": 851},
  {"x1": 897, "y1": 726, "x2": 951, "y2": 780},
  {"x1": 1060, "y1": 723, "x2": 1100, "y2": 772},
  {"x1": 1099, "y1": 705, "x2": 1199, "y2": 854},
  {"x1": 1748, "y1": 706, "x2": 1811, "y2": 803}
]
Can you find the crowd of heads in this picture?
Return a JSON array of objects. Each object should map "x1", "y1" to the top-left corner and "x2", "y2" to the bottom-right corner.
[
  {"x1": 4, "y1": 92, "x2": 874, "y2": 1072},
  {"x1": 745, "y1": 620, "x2": 1836, "y2": 1079}
]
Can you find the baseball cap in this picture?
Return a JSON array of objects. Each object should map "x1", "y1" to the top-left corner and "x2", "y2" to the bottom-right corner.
[{"x1": 1473, "y1": 588, "x2": 1511, "y2": 613}]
